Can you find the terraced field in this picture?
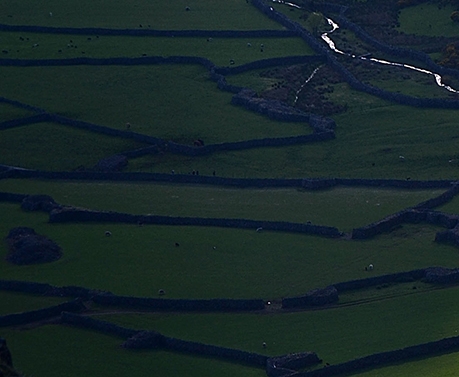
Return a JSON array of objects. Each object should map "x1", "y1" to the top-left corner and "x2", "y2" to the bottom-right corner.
[{"x1": 2, "y1": 0, "x2": 459, "y2": 376}]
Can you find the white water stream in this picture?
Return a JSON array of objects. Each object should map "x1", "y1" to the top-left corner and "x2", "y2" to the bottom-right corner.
[{"x1": 272, "y1": 0, "x2": 459, "y2": 94}]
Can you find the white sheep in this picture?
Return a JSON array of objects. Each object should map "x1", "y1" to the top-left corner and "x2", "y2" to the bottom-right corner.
[
  {"x1": 105, "y1": 231, "x2": 112, "y2": 237},
  {"x1": 256, "y1": 227, "x2": 263, "y2": 232},
  {"x1": 368, "y1": 264, "x2": 374, "y2": 270}
]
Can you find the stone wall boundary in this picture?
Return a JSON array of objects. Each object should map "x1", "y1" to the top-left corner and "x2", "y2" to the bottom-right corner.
[
  {"x1": 92, "y1": 293, "x2": 265, "y2": 312},
  {"x1": 0, "y1": 299, "x2": 85, "y2": 327},
  {"x1": 60, "y1": 311, "x2": 139, "y2": 338},
  {"x1": 299, "y1": 335, "x2": 459, "y2": 377},
  {"x1": 48, "y1": 207, "x2": 343, "y2": 238},
  {"x1": 0, "y1": 23, "x2": 296, "y2": 38},
  {"x1": 4, "y1": 169, "x2": 455, "y2": 191},
  {"x1": 0, "y1": 113, "x2": 52, "y2": 131}
]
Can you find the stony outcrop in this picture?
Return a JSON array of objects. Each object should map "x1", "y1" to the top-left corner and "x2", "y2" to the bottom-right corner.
[{"x1": 5, "y1": 227, "x2": 62, "y2": 265}]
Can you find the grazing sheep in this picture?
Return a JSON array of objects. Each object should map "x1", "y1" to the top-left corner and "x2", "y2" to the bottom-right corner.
[
  {"x1": 368, "y1": 264, "x2": 374, "y2": 270},
  {"x1": 125, "y1": 122, "x2": 131, "y2": 129},
  {"x1": 49, "y1": 12, "x2": 53, "y2": 17},
  {"x1": 247, "y1": 42, "x2": 252, "y2": 47},
  {"x1": 175, "y1": 242, "x2": 180, "y2": 247},
  {"x1": 213, "y1": 246, "x2": 217, "y2": 250},
  {"x1": 262, "y1": 342, "x2": 267, "y2": 348},
  {"x1": 399, "y1": 155, "x2": 405, "y2": 161},
  {"x1": 256, "y1": 227, "x2": 263, "y2": 232},
  {"x1": 158, "y1": 289, "x2": 165, "y2": 295},
  {"x1": 185, "y1": 6, "x2": 191, "y2": 11},
  {"x1": 105, "y1": 231, "x2": 112, "y2": 237}
]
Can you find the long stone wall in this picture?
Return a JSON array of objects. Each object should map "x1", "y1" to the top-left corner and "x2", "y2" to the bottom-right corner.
[
  {"x1": 0, "y1": 23, "x2": 296, "y2": 38},
  {"x1": 60, "y1": 311, "x2": 139, "y2": 338},
  {"x1": 62, "y1": 312, "x2": 270, "y2": 367},
  {"x1": 92, "y1": 293, "x2": 265, "y2": 312},
  {"x1": 0, "y1": 299, "x2": 85, "y2": 327},
  {"x1": 165, "y1": 132, "x2": 335, "y2": 157},
  {"x1": 299, "y1": 335, "x2": 459, "y2": 377},
  {"x1": 4, "y1": 168, "x2": 455, "y2": 191},
  {"x1": 351, "y1": 209, "x2": 459, "y2": 240},
  {"x1": 0, "y1": 113, "x2": 51, "y2": 131},
  {"x1": 48, "y1": 206, "x2": 344, "y2": 238}
]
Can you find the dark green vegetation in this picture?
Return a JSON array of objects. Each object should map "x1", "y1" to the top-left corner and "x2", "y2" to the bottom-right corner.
[{"x1": 2, "y1": 0, "x2": 459, "y2": 376}]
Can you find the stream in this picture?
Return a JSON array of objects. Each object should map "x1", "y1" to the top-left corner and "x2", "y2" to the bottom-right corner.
[{"x1": 273, "y1": 0, "x2": 459, "y2": 94}]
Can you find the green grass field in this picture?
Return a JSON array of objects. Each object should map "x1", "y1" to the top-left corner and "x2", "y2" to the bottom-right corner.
[
  {"x1": 0, "y1": 122, "x2": 144, "y2": 170},
  {"x1": 0, "y1": 32, "x2": 313, "y2": 64},
  {"x1": 397, "y1": 3, "x2": 459, "y2": 37},
  {"x1": 2, "y1": 0, "x2": 459, "y2": 376},
  {"x1": 1, "y1": 201, "x2": 457, "y2": 299},
  {"x1": 0, "y1": 291, "x2": 65, "y2": 315},
  {"x1": 0, "y1": 65, "x2": 311, "y2": 144},
  {"x1": 0, "y1": 0, "x2": 283, "y2": 30},
  {"x1": 0, "y1": 179, "x2": 444, "y2": 230}
]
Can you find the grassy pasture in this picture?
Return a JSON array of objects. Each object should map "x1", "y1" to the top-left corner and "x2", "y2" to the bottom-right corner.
[
  {"x1": 126, "y1": 95, "x2": 459, "y2": 180},
  {"x1": 363, "y1": 64, "x2": 459, "y2": 99},
  {"x1": 1, "y1": 326, "x2": 263, "y2": 377},
  {"x1": 0, "y1": 102, "x2": 34, "y2": 122},
  {"x1": 397, "y1": 3, "x2": 459, "y2": 37},
  {"x1": 98, "y1": 286, "x2": 459, "y2": 365},
  {"x1": 0, "y1": 0, "x2": 283, "y2": 31},
  {"x1": 0, "y1": 32, "x2": 314, "y2": 65},
  {"x1": 0, "y1": 65, "x2": 311, "y2": 144},
  {"x1": 2, "y1": 287, "x2": 459, "y2": 377},
  {"x1": 0, "y1": 179, "x2": 445, "y2": 231},
  {"x1": 2, "y1": 1, "x2": 459, "y2": 376},
  {"x1": 354, "y1": 352, "x2": 459, "y2": 377},
  {"x1": 0, "y1": 122, "x2": 144, "y2": 170},
  {"x1": 439, "y1": 195, "x2": 459, "y2": 214},
  {"x1": 0, "y1": 202, "x2": 458, "y2": 299},
  {"x1": 0, "y1": 291, "x2": 65, "y2": 315}
]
